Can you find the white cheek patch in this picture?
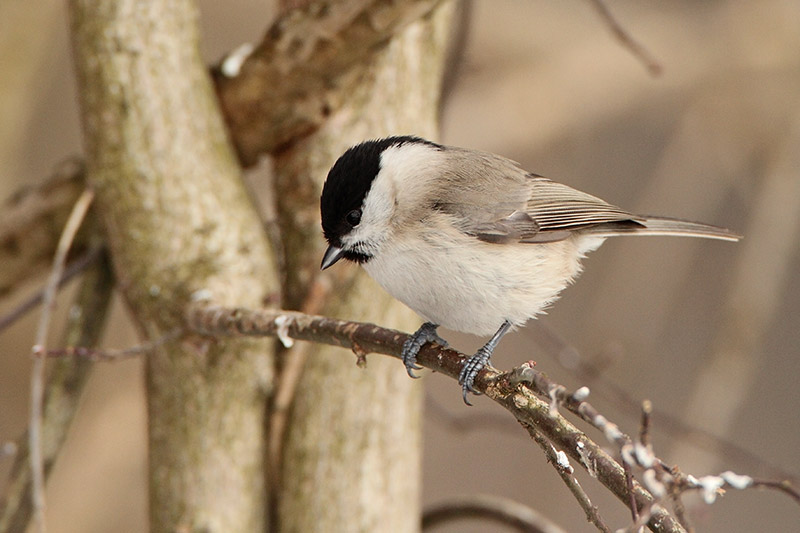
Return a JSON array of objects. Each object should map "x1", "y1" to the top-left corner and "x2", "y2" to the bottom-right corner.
[
  {"x1": 360, "y1": 171, "x2": 395, "y2": 231},
  {"x1": 340, "y1": 168, "x2": 395, "y2": 254},
  {"x1": 342, "y1": 141, "x2": 442, "y2": 254}
]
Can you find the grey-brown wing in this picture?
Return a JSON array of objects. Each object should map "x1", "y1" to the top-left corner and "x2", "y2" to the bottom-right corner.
[
  {"x1": 433, "y1": 151, "x2": 738, "y2": 243},
  {"x1": 463, "y1": 176, "x2": 643, "y2": 244},
  {"x1": 435, "y1": 158, "x2": 642, "y2": 243},
  {"x1": 430, "y1": 148, "x2": 544, "y2": 242},
  {"x1": 519, "y1": 176, "x2": 643, "y2": 241},
  {"x1": 522, "y1": 176, "x2": 740, "y2": 241}
]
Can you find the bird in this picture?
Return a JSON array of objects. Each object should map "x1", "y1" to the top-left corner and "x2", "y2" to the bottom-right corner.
[{"x1": 319, "y1": 135, "x2": 740, "y2": 404}]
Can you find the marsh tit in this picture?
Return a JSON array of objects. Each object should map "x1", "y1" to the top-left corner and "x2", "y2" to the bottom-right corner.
[{"x1": 319, "y1": 136, "x2": 740, "y2": 404}]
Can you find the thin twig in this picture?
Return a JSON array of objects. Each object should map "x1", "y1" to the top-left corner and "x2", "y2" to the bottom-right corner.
[
  {"x1": 42, "y1": 328, "x2": 181, "y2": 361},
  {"x1": 586, "y1": 0, "x2": 662, "y2": 76},
  {"x1": 621, "y1": 502, "x2": 660, "y2": 533},
  {"x1": 422, "y1": 493, "x2": 567, "y2": 533},
  {"x1": 751, "y1": 479, "x2": 800, "y2": 506},
  {"x1": 624, "y1": 459, "x2": 639, "y2": 524},
  {"x1": 527, "y1": 427, "x2": 612, "y2": 533},
  {"x1": 639, "y1": 400, "x2": 652, "y2": 448},
  {"x1": 1, "y1": 249, "x2": 114, "y2": 533},
  {"x1": 628, "y1": 400, "x2": 654, "y2": 524},
  {"x1": 28, "y1": 188, "x2": 94, "y2": 533},
  {"x1": 529, "y1": 322, "x2": 798, "y2": 483},
  {"x1": 506, "y1": 362, "x2": 634, "y2": 447},
  {"x1": 668, "y1": 483, "x2": 693, "y2": 533},
  {"x1": 0, "y1": 247, "x2": 103, "y2": 335},
  {"x1": 0, "y1": 160, "x2": 86, "y2": 299},
  {"x1": 669, "y1": 469, "x2": 800, "y2": 509}
]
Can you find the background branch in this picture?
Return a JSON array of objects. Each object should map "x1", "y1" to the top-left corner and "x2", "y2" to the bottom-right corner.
[
  {"x1": 213, "y1": 0, "x2": 445, "y2": 166},
  {"x1": 422, "y1": 494, "x2": 568, "y2": 533},
  {"x1": 527, "y1": 427, "x2": 612, "y2": 532},
  {"x1": 586, "y1": 0, "x2": 662, "y2": 76},
  {"x1": 0, "y1": 250, "x2": 114, "y2": 533},
  {"x1": 0, "y1": 161, "x2": 86, "y2": 299},
  {"x1": 0, "y1": 247, "x2": 102, "y2": 335},
  {"x1": 28, "y1": 188, "x2": 94, "y2": 533}
]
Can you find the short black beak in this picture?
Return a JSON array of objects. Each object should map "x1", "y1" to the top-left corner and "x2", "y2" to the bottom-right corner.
[{"x1": 320, "y1": 244, "x2": 345, "y2": 270}]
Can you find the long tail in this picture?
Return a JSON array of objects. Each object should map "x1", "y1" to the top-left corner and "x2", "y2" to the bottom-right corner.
[{"x1": 584, "y1": 216, "x2": 742, "y2": 242}]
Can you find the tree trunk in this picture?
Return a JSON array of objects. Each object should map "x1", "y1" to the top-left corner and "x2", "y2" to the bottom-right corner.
[
  {"x1": 273, "y1": 3, "x2": 456, "y2": 532},
  {"x1": 68, "y1": 1, "x2": 279, "y2": 531}
]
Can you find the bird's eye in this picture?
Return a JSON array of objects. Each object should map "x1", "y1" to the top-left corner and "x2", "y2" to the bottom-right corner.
[{"x1": 345, "y1": 209, "x2": 362, "y2": 227}]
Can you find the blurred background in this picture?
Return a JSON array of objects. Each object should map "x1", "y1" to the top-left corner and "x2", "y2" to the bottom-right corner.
[{"x1": 1, "y1": 0, "x2": 798, "y2": 531}]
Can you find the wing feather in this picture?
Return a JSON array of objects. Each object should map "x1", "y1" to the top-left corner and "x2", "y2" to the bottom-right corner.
[
  {"x1": 430, "y1": 149, "x2": 740, "y2": 243},
  {"x1": 525, "y1": 176, "x2": 642, "y2": 231}
]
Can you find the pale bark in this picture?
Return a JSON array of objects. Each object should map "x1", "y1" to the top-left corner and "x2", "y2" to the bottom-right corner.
[
  {"x1": 271, "y1": 3, "x2": 456, "y2": 532},
  {"x1": 68, "y1": 1, "x2": 280, "y2": 531},
  {"x1": 214, "y1": 0, "x2": 445, "y2": 166}
]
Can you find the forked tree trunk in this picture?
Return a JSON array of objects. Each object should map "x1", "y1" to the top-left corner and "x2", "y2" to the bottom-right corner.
[{"x1": 272, "y1": 3, "x2": 456, "y2": 532}]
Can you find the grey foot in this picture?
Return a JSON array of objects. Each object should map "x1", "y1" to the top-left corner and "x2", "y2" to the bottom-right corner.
[
  {"x1": 458, "y1": 346, "x2": 494, "y2": 405},
  {"x1": 457, "y1": 320, "x2": 513, "y2": 405},
  {"x1": 400, "y1": 322, "x2": 448, "y2": 378}
]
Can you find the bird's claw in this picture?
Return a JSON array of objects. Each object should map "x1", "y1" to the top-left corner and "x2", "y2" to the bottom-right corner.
[
  {"x1": 458, "y1": 346, "x2": 492, "y2": 405},
  {"x1": 401, "y1": 322, "x2": 446, "y2": 378},
  {"x1": 457, "y1": 320, "x2": 512, "y2": 405}
]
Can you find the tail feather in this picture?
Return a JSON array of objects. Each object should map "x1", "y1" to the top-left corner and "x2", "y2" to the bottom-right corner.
[{"x1": 583, "y1": 216, "x2": 742, "y2": 242}]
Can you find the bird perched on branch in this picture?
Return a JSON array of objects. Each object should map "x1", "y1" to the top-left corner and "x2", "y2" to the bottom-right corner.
[{"x1": 320, "y1": 136, "x2": 740, "y2": 404}]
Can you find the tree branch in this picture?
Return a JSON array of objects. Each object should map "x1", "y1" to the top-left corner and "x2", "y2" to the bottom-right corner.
[
  {"x1": 28, "y1": 188, "x2": 95, "y2": 533},
  {"x1": 36, "y1": 299, "x2": 799, "y2": 532},
  {"x1": 0, "y1": 160, "x2": 86, "y2": 299},
  {"x1": 422, "y1": 494, "x2": 567, "y2": 533},
  {"x1": 186, "y1": 304, "x2": 686, "y2": 532},
  {"x1": 586, "y1": 0, "x2": 662, "y2": 76},
  {"x1": 529, "y1": 321, "x2": 798, "y2": 482},
  {"x1": 527, "y1": 427, "x2": 611, "y2": 532},
  {"x1": 212, "y1": 0, "x2": 445, "y2": 165},
  {"x1": 0, "y1": 247, "x2": 102, "y2": 335}
]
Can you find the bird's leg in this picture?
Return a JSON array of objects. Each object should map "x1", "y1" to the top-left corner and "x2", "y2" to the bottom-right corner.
[
  {"x1": 458, "y1": 320, "x2": 512, "y2": 405},
  {"x1": 401, "y1": 322, "x2": 448, "y2": 378}
]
